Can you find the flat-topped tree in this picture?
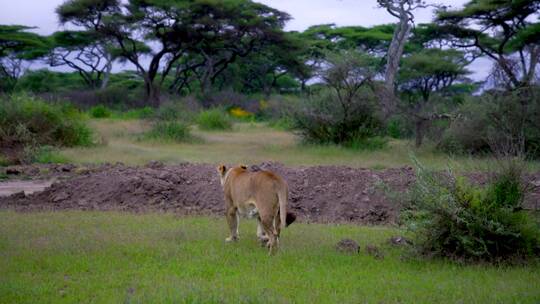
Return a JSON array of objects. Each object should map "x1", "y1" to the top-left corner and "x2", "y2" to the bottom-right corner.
[
  {"x1": 205, "y1": 32, "x2": 307, "y2": 96},
  {"x1": 47, "y1": 30, "x2": 116, "y2": 89},
  {"x1": 0, "y1": 25, "x2": 49, "y2": 92},
  {"x1": 436, "y1": 0, "x2": 540, "y2": 89},
  {"x1": 296, "y1": 24, "x2": 395, "y2": 92},
  {"x1": 57, "y1": 0, "x2": 289, "y2": 106},
  {"x1": 167, "y1": 0, "x2": 290, "y2": 96}
]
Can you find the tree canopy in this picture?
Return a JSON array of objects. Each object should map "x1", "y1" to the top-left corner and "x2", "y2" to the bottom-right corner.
[
  {"x1": 0, "y1": 25, "x2": 49, "y2": 92},
  {"x1": 435, "y1": 0, "x2": 540, "y2": 89}
]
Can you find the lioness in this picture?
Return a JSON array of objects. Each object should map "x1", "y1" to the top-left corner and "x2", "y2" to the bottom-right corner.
[{"x1": 217, "y1": 164, "x2": 294, "y2": 254}]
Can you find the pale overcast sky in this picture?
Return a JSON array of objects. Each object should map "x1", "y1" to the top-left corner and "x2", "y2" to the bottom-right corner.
[
  {"x1": 0, "y1": 0, "x2": 470, "y2": 33},
  {"x1": 0, "y1": 0, "x2": 491, "y2": 80}
]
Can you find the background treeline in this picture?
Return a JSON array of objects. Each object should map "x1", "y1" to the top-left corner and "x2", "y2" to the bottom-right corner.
[{"x1": 1, "y1": 0, "x2": 540, "y2": 157}]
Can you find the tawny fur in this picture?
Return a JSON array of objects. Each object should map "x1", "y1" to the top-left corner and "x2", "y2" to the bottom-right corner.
[{"x1": 217, "y1": 164, "x2": 289, "y2": 254}]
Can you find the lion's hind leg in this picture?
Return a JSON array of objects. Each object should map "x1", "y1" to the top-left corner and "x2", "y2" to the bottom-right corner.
[
  {"x1": 260, "y1": 215, "x2": 279, "y2": 255},
  {"x1": 225, "y1": 206, "x2": 239, "y2": 242},
  {"x1": 256, "y1": 216, "x2": 269, "y2": 246}
]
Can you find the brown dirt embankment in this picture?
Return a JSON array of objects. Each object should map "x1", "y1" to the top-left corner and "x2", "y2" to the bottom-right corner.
[{"x1": 1, "y1": 162, "x2": 539, "y2": 224}]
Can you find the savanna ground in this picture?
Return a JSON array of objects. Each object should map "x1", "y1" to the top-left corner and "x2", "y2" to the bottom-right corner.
[
  {"x1": 1, "y1": 119, "x2": 540, "y2": 303},
  {"x1": 61, "y1": 119, "x2": 540, "y2": 171}
]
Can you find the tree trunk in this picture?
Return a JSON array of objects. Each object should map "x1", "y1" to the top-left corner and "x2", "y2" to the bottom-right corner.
[
  {"x1": 145, "y1": 80, "x2": 161, "y2": 108},
  {"x1": 200, "y1": 52, "x2": 215, "y2": 98},
  {"x1": 100, "y1": 53, "x2": 113, "y2": 90},
  {"x1": 382, "y1": 15, "x2": 412, "y2": 119}
]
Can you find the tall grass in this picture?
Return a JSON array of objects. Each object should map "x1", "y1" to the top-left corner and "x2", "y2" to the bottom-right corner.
[
  {"x1": 196, "y1": 108, "x2": 233, "y2": 131},
  {"x1": 144, "y1": 121, "x2": 192, "y2": 143}
]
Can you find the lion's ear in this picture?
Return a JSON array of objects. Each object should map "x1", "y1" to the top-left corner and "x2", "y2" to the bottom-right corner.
[
  {"x1": 239, "y1": 164, "x2": 248, "y2": 170},
  {"x1": 217, "y1": 164, "x2": 227, "y2": 175}
]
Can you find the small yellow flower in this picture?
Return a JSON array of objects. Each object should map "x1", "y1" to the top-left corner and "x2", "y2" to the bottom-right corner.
[
  {"x1": 259, "y1": 100, "x2": 269, "y2": 110},
  {"x1": 229, "y1": 107, "x2": 253, "y2": 118}
]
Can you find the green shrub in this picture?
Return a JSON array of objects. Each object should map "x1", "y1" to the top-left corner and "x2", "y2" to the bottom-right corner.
[
  {"x1": 386, "y1": 116, "x2": 413, "y2": 139},
  {"x1": 292, "y1": 89, "x2": 384, "y2": 146},
  {"x1": 196, "y1": 109, "x2": 232, "y2": 131},
  {"x1": 0, "y1": 94, "x2": 93, "y2": 163},
  {"x1": 89, "y1": 105, "x2": 112, "y2": 118},
  {"x1": 439, "y1": 88, "x2": 540, "y2": 158},
  {"x1": 345, "y1": 136, "x2": 388, "y2": 151},
  {"x1": 0, "y1": 155, "x2": 10, "y2": 167},
  {"x1": 32, "y1": 146, "x2": 70, "y2": 164},
  {"x1": 268, "y1": 117, "x2": 295, "y2": 131},
  {"x1": 122, "y1": 107, "x2": 155, "y2": 119},
  {"x1": 404, "y1": 158, "x2": 540, "y2": 262},
  {"x1": 145, "y1": 121, "x2": 191, "y2": 142}
]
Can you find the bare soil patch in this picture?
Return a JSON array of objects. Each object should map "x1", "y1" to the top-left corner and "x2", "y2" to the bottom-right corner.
[{"x1": 1, "y1": 162, "x2": 539, "y2": 224}]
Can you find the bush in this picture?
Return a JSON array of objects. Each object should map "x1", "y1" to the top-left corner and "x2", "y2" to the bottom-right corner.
[
  {"x1": 0, "y1": 155, "x2": 9, "y2": 167},
  {"x1": 439, "y1": 88, "x2": 540, "y2": 158},
  {"x1": 0, "y1": 94, "x2": 93, "y2": 147},
  {"x1": 89, "y1": 105, "x2": 112, "y2": 118},
  {"x1": 145, "y1": 121, "x2": 191, "y2": 142},
  {"x1": 0, "y1": 94, "x2": 93, "y2": 163},
  {"x1": 404, "y1": 158, "x2": 540, "y2": 262},
  {"x1": 292, "y1": 89, "x2": 384, "y2": 145},
  {"x1": 196, "y1": 109, "x2": 232, "y2": 131},
  {"x1": 291, "y1": 52, "x2": 384, "y2": 146},
  {"x1": 386, "y1": 115, "x2": 414, "y2": 139}
]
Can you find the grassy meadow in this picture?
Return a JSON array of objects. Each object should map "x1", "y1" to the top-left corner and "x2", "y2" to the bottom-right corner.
[
  {"x1": 2, "y1": 118, "x2": 540, "y2": 303},
  {"x1": 58, "y1": 119, "x2": 540, "y2": 171},
  {"x1": 1, "y1": 211, "x2": 539, "y2": 304}
]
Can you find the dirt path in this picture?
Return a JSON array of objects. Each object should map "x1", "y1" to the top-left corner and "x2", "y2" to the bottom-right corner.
[
  {"x1": 1, "y1": 162, "x2": 539, "y2": 224},
  {"x1": 0, "y1": 180, "x2": 55, "y2": 197}
]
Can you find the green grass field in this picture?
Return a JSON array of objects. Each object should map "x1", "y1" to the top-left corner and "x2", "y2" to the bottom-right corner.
[
  {"x1": 1, "y1": 211, "x2": 539, "y2": 304},
  {"x1": 59, "y1": 119, "x2": 540, "y2": 171},
  {"x1": 4, "y1": 119, "x2": 540, "y2": 303}
]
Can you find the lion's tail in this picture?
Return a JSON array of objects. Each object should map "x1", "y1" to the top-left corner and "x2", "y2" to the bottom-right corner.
[{"x1": 278, "y1": 183, "x2": 288, "y2": 230}]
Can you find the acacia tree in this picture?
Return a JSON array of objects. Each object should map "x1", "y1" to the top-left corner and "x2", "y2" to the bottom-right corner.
[
  {"x1": 398, "y1": 48, "x2": 471, "y2": 147},
  {"x1": 57, "y1": 0, "x2": 288, "y2": 106},
  {"x1": 47, "y1": 30, "x2": 115, "y2": 89},
  {"x1": 296, "y1": 24, "x2": 395, "y2": 92},
  {"x1": 435, "y1": 0, "x2": 540, "y2": 89},
  {"x1": 0, "y1": 25, "x2": 48, "y2": 92},
  {"x1": 213, "y1": 33, "x2": 306, "y2": 96},
  {"x1": 293, "y1": 51, "x2": 382, "y2": 144},
  {"x1": 167, "y1": 0, "x2": 290, "y2": 96}
]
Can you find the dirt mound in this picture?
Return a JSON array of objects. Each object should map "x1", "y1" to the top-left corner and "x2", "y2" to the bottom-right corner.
[
  {"x1": 0, "y1": 162, "x2": 416, "y2": 224},
  {"x1": 1, "y1": 162, "x2": 538, "y2": 224}
]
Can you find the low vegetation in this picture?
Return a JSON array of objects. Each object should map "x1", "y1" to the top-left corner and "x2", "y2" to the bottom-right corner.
[
  {"x1": 196, "y1": 108, "x2": 233, "y2": 131},
  {"x1": 0, "y1": 94, "x2": 92, "y2": 164},
  {"x1": 89, "y1": 104, "x2": 112, "y2": 118},
  {"x1": 404, "y1": 158, "x2": 540, "y2": 262},
  {"x1": 439, "y1": 88, "x2": 540, "y2": 158},
  {"x1": 1, "y1": 212, "x2": 539, "y2": 303},
  {"x1": 144, "y1": 121, "x2": 192, "y2": 143}
]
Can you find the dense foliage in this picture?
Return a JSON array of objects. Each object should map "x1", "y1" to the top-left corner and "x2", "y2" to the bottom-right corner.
[
  {"x1": 0, "y1": 94, "x2": 92, "y2": 163},
  {"x1": 0, "y1": 0, "x2": 538, "y2": 158},
  {"x1": 439, "y1": 87, "x2": 540, "y2": 158},
  {"x1": 405, "y1": 158, "x2": 540, "y2": 262}
]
